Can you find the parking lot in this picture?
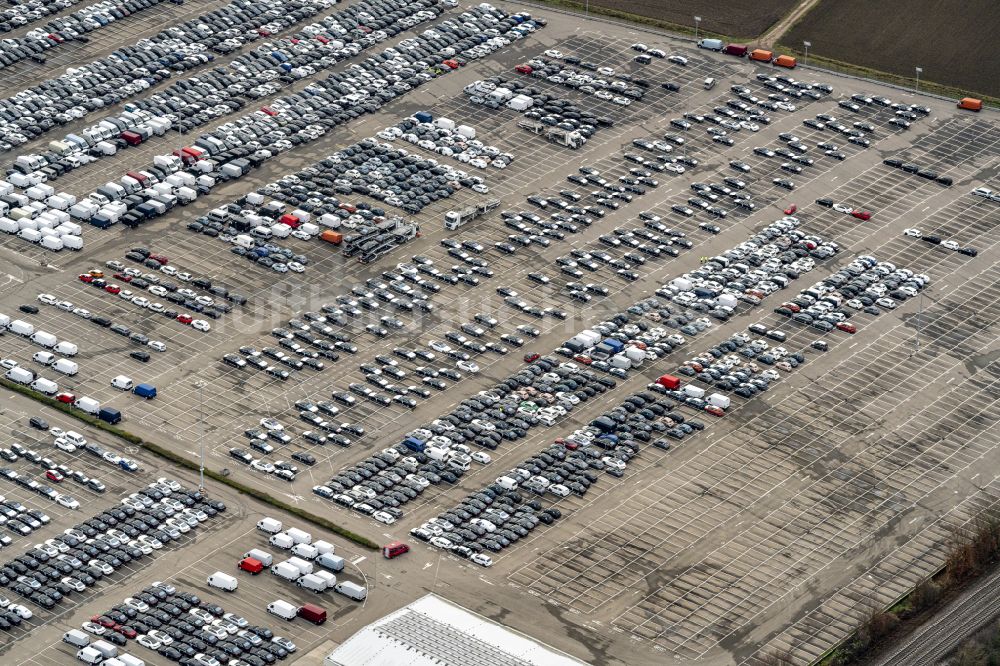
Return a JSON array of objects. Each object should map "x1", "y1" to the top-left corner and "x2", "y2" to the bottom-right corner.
[{"x1": 0, "y1": 1, "x2": 998, "y2": 664}]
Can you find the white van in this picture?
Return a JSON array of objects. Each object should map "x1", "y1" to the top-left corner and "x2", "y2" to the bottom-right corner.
[
  {"x1": 495, "y1": 476, "x2": 519, "y2": 490},
  {"x1": 53, "y1": 358, "x2": 79, "y2": 376},
  {"x1": 334, "y1": 581, "x2": 367, "y2": 601},
  {"x1": 30, "y1": 377, "x2": 58, "y2": 395},
  {"x1": 313, "y1": 570, "x2": 336, "y2": 590},
  {"x1": 117, "y1": 655, "x2": 144, "y2": 666},
  {"x1": 286, "y1": 556, "x2": 314, "y2": 576},
  {"x1": 291, "y1": 543, "x2": 318, "y2": 560},
  {"x1": 207, "y1": 571, "x2": 238, "y2": 592},
  {"x1": 9, "y1": 319, "x2": 35, "y2": 336},
  {"x1": 297, "y1": 573, "x2": 328, "y2": 593},
  {"x1": 31, "y1": 330, "x2": 58, "y2": 347},
  {"x1": 6, "y1": 367, "x2": 33, "y2": 385},
  {"x1": 703, "y1": 77, "x2": 716, "y2": 90},
  {"x1": 76, "y1": 647, "x2": 105, "y2": 664},
  {"x1": 266, "y1": 600, "x2": 297, "y2": 620},
  {"x1": 90, "y1": 640, "x2": 119, "y2": 658},
  {"x1": 40, "y1": 235, "x2": 64, "y2": 251},
  {"x1": 64, "y1": 629, "x2": 91, "y2": 647},
  {"x1": 17, "y1": 228, "x2": 41, "y2": 243},
  {"x1": 316, "y1": 552, "x2": 345, "y2": 572},
  {"x1": 271, "y1": 561, "x2": 301, "y2": 582},
  {"x1": 256, "y1": 517, "x2": 282, "y2": 534},
  {"x1": 270, "y1": 533, "x2": 294, "y2": 550},
  {"x1": 74, "y1": 396, "x2": 100, "y2": 415},
  {"x1": 312, "y1": 540, "x2": 335, "y2": 556},
  {"x1": 54, "y1": 341, "x2": 78, "y2": 356},
  {"x1": 243, "y1": 548, "x2": 273, "y2": 567},
  {"x1": 285, "y1": 527, "x2": 312, "y2": 545},
  {"x1": 111, "y1": 375, "x2": 134, "y2": 391}
]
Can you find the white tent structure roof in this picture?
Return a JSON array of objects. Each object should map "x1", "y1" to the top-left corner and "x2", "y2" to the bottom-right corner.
[{"x1": 325, "y1": 594, "x2": 585, "y2": 666}]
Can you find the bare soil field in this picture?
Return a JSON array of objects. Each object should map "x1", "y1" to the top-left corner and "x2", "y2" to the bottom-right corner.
[
  {"x1": 585, "y1": 0, "x2": 798, "y2": 39},
  {"x1": 783, "y1": 0, "x2": 1000, "y2": 97}
]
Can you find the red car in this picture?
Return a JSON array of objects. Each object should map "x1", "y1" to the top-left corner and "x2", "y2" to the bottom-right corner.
[
  {"x1": 573, "y1": 354, "x2": 593, "y2": 365},
  {"x1": 851, "y1": 210, "x2": 872, "y2": 221},
  {"x1": 704, "y1": 405, "x2": 725, "y2": 417},
  {"x1": 523, "y1": 353, "x2": 540, "y2": 363},
  {"x1": 148, "y1": 253, "x2": 169, "y2": 265},
  {"x1": 105, "y1": 285, "x2": 121, "y2": 295},
  {"x1": 117, "y1": 626, "x2": 138, "y2": 639},
  {"x1": 515, "y1": 64, "x2": 532, "y2": 74},
  {"x1": 563, "y1": 440, "x2": 579, "y2": 450},
  {"x1": 177, "y1": 314, "x2": 193, "y2": 324},
  {"x1": 442, "y1": 59, "x2": 459, "y2": 69},
  {"x1": 56, "y1": 392, "x2": 75, "y2": 404},
  {"x1": 113, "y1": 272, "x2": 132, "y2": 282},
  {"x1": 781, "y1": 302, "x2": 801, "y2": 312},
  {"x1": 92, "y1": 615, "x2": 117, "y2": 628},
  {"x1": 78, "y1": 274, "x2": 93, "y2": 283},
  {"x1": 45, "y1": 469, "x2": 64, "y2": 483},
  {"x1": 783, "y1": 204, "x2": 797, "y2": 215},
  {"x1": 836, "y1": 322, "x2": 857, "y2": 334}
]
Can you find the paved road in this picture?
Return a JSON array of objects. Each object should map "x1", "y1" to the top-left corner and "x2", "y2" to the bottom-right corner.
[{"x1": 874, "y1": 566, "x2": 1000, "y2": 666}]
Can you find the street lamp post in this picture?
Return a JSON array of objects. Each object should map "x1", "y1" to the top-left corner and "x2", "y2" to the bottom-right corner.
[
  {"x1": 694, "y1": 16, "x2": 702, "y2": 43},
  {"x1": 915, "y1": 67, "x2": 922, "y2": 92},
  {"x1": 803, "y1": 41, "x2": 811, "y2": 67}
]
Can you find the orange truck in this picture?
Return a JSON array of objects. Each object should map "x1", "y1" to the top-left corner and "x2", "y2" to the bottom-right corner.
[
  {"x1": 958, "y1": 97, "x2": 983, "y2": 111},
  {"x1": 749, "y1": 48, "x2": 773, "y2": 63},
  {"x1": 773, "y1": 54, "x2": 797, "y2": 68}
]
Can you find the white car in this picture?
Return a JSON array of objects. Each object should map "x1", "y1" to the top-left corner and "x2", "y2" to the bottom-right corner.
[
  {"x1": 457, "y1": 360, "x2": 480, "y2": 373},
  {"x1": 372, "y1": 511, "x2": 396, "y2": 525},
  {"x1": 82, "y1": 621, "x2": 107, "y2": 636},
  {"x1": 57, "y1": 494, "x2": 80, "y2": 510},
  {"x1": 941, "y1": 240, "x2": 960, "y2": 250},
  {"x1": 903, "y1": 228, "x2": 921, "y2": 237},
  {"x1": 251, "y1": 460, "x2": 275, "y2": 474},
  {"x1": 62, "y1": 576, "x2": 86, "y2": 592},
  {"x1": 192, "y1": 319, "x2": 211, "y2": 332},
  {"x1": 667, "y1": 54, "x2": 688, "y2": 65},
  {"x1": 287, "y1": 262, "x2": 305, "y2": 273},
  {"x1": 832, "y1": 203, "x2": 853, "y2": 214},
  {"x1": 876, "y1": 298, "x2": 898, "y2": 309},
  {"x1": 471, "y1": 451, "x2": 492, "y2": 464},
  {"x1": 430, "y1": 536, "x2": 455, "y2": 550},
  {"x1": 89, "y1": 560, "x2": 113, "y2": 575},
  {"x1": 37, "y1": 293, "x2": 57, "y2": 305},
  {"x1": 56, "y1": 300, "x2": 74, "y2": 311},
  {"x1": 148, "y1": 340, "x2": 167, "y2": 352},
  {"x1": 9, "y1": 604, "x2": 31, "y2": 619},
  {"x1": 260, "y1": 418, "x2": 283, "y2": 431},
  {"x1": 139, "y1": 534, "x2": 163, "y2": 550},
  {"x1": 470, "y1": 553, "x2": 493, "y2": 567},
  {"x1": 543, "y1": 49, "x2": 563, "y2": 58},
  {"x1": 149, "y1": 286, "x2": 168, "y2": 297},
  {"x1": 132, "y1": 296, "x2": 150, "y2": 308},
  {"x1": 72, "y1": 307, "x2": 91, "y2": 319},
  {"x1": 137, "y1": 635, "x2": 162, "y2": 650},
  {"x1": 548, "y1": 484, "x2": 570, "y2": 497},
  {"x1": 176, "y1": 272, "x2": 192, "y2": 282},
  {"x1": 54, "y1": 438, "x2": 76, "y2": 453}
]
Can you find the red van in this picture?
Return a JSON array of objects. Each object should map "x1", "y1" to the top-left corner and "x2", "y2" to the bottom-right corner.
[
  {"x1": 297, "y1": 603, "x2": 327, "y2": 625},
  {"x1": 724, "y1": 44, "x2": 748, "y2": 57},
  {"x1": 657, "y1": 374, "x2": 681, "y2": 390},
  {"x1": 382, "y1": 541, "x2": 409, "y2": 559},
  {"x1": 238, "y1": 557, "x2": 263, "y2": 574},
  {"x1": 121, "y1": 131, "x2": 143, "y2": 146}
]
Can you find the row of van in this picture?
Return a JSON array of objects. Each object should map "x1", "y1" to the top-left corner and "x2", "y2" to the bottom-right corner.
[
  {"x1": 63, "y1": 630, "x2": 145, "y2": 665},
  {"x1": 0, "y1": 314, "x2": 78, "y2": 354}
]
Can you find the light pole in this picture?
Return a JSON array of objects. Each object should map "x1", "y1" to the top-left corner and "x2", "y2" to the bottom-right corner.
[
  {"x1": 803, "y1": 41, "x2": 811, "y2": 67},
  {"x1": 694, "y1": 16, "x2": 702, "y2": 43},
  {"x1": 915, "y1": 67, "x2": 922, "y2": 92},
  {"x1": 194, "y1": 380, "x2": 206, "y2": 491}
]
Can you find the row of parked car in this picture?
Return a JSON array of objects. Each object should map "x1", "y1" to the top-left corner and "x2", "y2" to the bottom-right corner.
[
  {"x1": 380, "y1": 115, "x2": 512, "y2": 172},
  {"x1": 0, "y1": 478, "x2": 224, "y2": 616},
  {"x1": 677, "y1": 331, "x2": 805, "y2": 397},
  {"x1": 70, "y1": 579, "x2": 294, "y2": 666},
  {"x1": 0, "y1": 0, "x2": 331, "y2": 152},
  {"x1": 2, "y1": 3, "x2": 543, "y2": 258}
]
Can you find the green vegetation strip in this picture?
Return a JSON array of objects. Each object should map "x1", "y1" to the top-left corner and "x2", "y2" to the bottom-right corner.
[
  {"x1": 1, "y1": 378, "x2": 380, "y2": 550},
  {"x1": 774, "y1": 45, "x2": 1000, "y2": 109},
  {"x1": 529, "y1": 0, "x2": 745, "y2": 41}
]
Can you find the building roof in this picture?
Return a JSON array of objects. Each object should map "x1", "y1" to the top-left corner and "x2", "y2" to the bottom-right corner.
[{"x1": 325, "y1": 594, "x2": 585, "y2": 666}]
